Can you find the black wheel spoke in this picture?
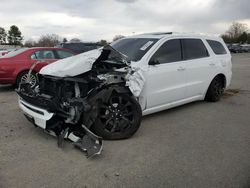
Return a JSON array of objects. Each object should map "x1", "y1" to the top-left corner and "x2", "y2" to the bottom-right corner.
[
  {"x1": 120, "y1": 100, "x2": 132, "y2": 111},
  {"x1": 110, "y1": 121, "x2": 118, "y2": 133},
  {"x1": 96, "y1": 92, "x2": 140, "y2": 136}
]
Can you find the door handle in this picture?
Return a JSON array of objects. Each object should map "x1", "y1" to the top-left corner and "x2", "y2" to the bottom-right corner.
[
  {"x1": 177, "y1": 67, "x2": 186, "y2": 71},
  {"x1": 209, "y1": 63, "x2": 215, "y2": 66}
]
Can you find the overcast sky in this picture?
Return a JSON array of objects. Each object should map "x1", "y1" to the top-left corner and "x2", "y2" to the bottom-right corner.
[{"x1": 0, "y1": 0, "x2": 249, "y2": 42}]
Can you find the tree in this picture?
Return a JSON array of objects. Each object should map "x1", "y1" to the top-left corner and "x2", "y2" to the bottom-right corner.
[
  {"x1": 221, "y1": 22, "x2": 249, "y2": 43},
  {"x1": 113, "y1": 35, "x2": 125, "y2": 42},
  {"x1": 24, "y1": 39, "x2": 37, "y2": 47},
  {"x1": 0, "y1": 27, "x2": 7, "y2": 44},
  {"x1": 221, "y1": 34, "x2": 233, "y2": 43},
  {"x1": 99, "y1": 39, "x2": 108, "y2": 46},
  {"x1": 70, "y1": 38, "x2": 81, "y2": 43},
  {"x1": 247, "y1": 33, "x2": 250, "y2": 44},
  {"x1": 63, "y1": 38, "x2": 68, "y2": 43},
  {"x1": 37, "y1": 34, "x2": 61, "y2": 47},
  {"x1": 226, "y1": 22, "x2": 248, "y2": 39},
  {"x1": 7, "y1": 25, "x2": 23, "y2": 45},
  {"x1": 238, "y1": 32, "x2": 248, "y2": 43}
]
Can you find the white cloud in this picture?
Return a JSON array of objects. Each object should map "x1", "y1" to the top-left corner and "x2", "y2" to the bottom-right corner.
[{"x1": 0, "y1": 0, "x2": 249, "y2": 42}]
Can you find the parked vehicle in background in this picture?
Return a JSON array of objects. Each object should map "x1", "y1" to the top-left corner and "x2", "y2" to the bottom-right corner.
[
  {"x1": 0, "y1": 47, "x2": 75, "y2": 86},
  {"x1": 241, "y1": 44, "x2": 250, "y2": 52},
  {"x1": 57, "y1": 42, "x2": 101, "y2": 54},
  {"x1": 227, "y1": 44, "x2": 243, "y2": 53},
  {"x1": 17, "y1": 32, "x2": 232, "y2": 157},
  {"x1": 227, "y1": 43, "x2": 250, "y2": 53}
]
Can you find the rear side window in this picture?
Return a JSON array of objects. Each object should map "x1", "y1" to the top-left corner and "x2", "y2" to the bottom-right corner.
[
  {"x1": 31, "y1": 50, "x2": 56, "y2": 59},
  {"x1": 207, "y1": 40, "x2": 227, "y2": 55},
  {"x1": 182, "y1": 39, "x2": 209, "y2": 60},
  {"x1": 151, "y1": 39, "x2": 182, "y2": 64},
  {"x1": 56, "y1": 50, "x2": 74, "y2": 59}
]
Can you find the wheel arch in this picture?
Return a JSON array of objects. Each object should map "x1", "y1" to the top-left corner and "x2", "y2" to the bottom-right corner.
[
  {"x1": 215, "y1": 73, "x2": 226, "y2": 88},
  {"x1": 205, "y1": 73, "x2": 226, "y2": 97}
]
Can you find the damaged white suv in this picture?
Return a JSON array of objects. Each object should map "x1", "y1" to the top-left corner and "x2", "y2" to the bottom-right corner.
[{"x1": 17, "y1": 32, "x2": 232, "y2": 157}]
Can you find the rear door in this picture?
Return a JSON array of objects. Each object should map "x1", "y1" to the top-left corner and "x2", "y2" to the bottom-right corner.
[
  {"x1": 146, "y1": 39, "x2": 188, "y2": 108},
  {"x1": 181, "y1": 38, "x2": 212, "y2": 98},
  {"x1": 30, "y1": 50, "x2": 58, "y2": 71}
]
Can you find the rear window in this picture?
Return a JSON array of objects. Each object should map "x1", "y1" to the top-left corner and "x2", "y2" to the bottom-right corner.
[
  {"x1": 182, "y1": 39, "x2": 209, "y2": 60},
  {"x1": 2, "y1": 48, "x2": 27, "y2": 58},
  {"x1": 207, "y1": 40, "x2": 227, "y2": 55}
]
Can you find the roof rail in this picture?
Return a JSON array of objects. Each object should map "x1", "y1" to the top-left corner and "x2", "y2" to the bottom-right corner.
[{"x1": 141, "y1": 32, "x2": 173, "y2": 35}]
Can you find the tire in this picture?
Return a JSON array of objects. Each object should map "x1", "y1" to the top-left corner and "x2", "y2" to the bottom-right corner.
[
  {"x1": 91, "y1": 92, "x2": 142, "y2": 140},
  {"x1": 205, "y1": 76, "x2": 225, "y2": 102},
  {"x1": 16, "y1": 71, "x2": 38, "y2": 88}
]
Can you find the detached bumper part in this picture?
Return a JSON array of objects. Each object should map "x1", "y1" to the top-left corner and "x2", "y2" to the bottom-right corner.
[{"x1": 73, "y1": 125, "x2": 103, "y2": 158}]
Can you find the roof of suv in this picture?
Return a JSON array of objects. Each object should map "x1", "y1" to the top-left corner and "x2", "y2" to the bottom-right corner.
[{"x1": 128, "y1": 32, "x2": 222, "y2": 41}]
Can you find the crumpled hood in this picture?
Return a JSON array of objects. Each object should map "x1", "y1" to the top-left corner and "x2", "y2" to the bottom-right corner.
[
  {"x1": 40, "y1": 48, "x2": 102, "y2": 77},
  {"x1": 39, "y1": 46, "x2": 145, "y2": 97},
  {"x1": 40, "y1": 46, "x2": 130, "y2": 77}
]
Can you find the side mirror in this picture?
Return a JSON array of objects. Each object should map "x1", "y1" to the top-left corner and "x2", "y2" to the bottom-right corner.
[{"x1": 148, "y1": 59, "x2": 160, "y2": 65}]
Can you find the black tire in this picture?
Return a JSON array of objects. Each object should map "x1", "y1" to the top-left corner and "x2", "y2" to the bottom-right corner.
[
  {"x1": 16, "y1": 71, "x2": 38, "y2": 88},
  {"x1": 91, "y1": 92, "x2": 142, "y2": 140},
  {"x1": 205, "y1": 76, "x2": 225, "y2": 102}
]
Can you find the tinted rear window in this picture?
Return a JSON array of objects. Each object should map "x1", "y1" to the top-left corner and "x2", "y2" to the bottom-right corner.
[
  {"x1": 207, "y1": 40, "x2": 227, "y2": 55},
  {"x1": 182, "y1": 39, "x2": 209, "y2": 60}
]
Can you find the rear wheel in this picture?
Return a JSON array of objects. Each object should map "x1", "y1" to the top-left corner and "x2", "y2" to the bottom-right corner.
[
  {"x1": 16, "y1": 71, "x2": 38, "y2": 88},
  {"x1": 91, "y1": 92, "x2": 142, "y2": 140},
  {"x1": 205, "y1": 76, "x2": 225, "y2": 102}
]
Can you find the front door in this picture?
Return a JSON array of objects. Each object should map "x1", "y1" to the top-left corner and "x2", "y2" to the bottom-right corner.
[{"x1": 145, "y1": 39, "x2": 187, "y2": 109}]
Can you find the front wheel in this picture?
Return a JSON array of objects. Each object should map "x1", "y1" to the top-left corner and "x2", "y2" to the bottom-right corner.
[
  {"x1": 91, "y1": 92, "x2": 142, "y2": 140},
  {"x1": 16, "y1": 71, "x2": 38, "y2": 88}
]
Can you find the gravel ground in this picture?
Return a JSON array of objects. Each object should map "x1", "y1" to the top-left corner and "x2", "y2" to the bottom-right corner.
[{"x1": 0, "y1": 53, "x2": 250, "y2": 188}]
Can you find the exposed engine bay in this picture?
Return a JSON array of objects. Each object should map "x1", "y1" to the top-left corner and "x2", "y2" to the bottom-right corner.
[{"x1": 16, "y1": 46, "x2": 144, "y2": 158}]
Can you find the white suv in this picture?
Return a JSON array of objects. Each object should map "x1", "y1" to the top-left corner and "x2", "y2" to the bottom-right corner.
[{"x1": 17, "y1": 32, "x2": 232, "y2": 156}]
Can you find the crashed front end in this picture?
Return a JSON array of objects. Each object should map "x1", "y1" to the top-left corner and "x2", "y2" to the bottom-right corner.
[{"x1": 16, "y1": 46, "x2": 144, "y2": 157}]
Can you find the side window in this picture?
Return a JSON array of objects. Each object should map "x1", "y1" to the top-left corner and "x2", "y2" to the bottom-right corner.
[
  {"x1": 182, "y1": 39, "x2": 209, "y2": 60},
  {"x1": 30, "y1": 53, "x2": 37, "y2": 59},
  {"x1": 207, "y1": 40, "x2": 227, "y2": 55},
  {"x1": 30, "y1": 50, "x2": 55, "y2": 60},
  {"x1": 56, "y1": 50, "x2": 74, "y2": 59},
  {"x1": 150, "y1": 39, "x2": 182, "y2": 64}
]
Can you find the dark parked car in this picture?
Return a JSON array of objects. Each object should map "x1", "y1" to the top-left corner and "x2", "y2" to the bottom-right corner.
[
  {"x1": 57, "y1": 42, "x2": 101, "y2": 54},
  {"x1": 241, "y1": 45, "x2": 250, "y2": 52},
  {"x1": 228, "y1": 45, "x2": 242, "y2": 53}
]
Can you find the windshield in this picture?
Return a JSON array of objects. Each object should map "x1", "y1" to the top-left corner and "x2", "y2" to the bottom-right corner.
[
  {"x1": 2, "y1": 48, "x2": 27, "y2": 58},
  {"x1": 111, "y1": 38, "x2": 159, "y2": 61}
]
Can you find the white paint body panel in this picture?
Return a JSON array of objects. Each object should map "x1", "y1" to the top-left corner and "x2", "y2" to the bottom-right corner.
[
  {"x1": 40, "y1": 48, "x2": 102, "y2": 77},
  {"x1": 18, "y1": 98, "x2": 54, "y2": 129}
]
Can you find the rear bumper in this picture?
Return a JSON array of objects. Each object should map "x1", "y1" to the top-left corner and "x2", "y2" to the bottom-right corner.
[{"x1": 18, "y1": 97, "x2": 54, "y2": 129}]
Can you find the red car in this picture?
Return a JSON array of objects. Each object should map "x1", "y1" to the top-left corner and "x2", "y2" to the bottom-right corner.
[{"x1": 0, "y1": 47, "x2": 75, "y2": 86}]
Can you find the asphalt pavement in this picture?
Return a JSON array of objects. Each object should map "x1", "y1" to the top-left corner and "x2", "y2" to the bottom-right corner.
[{"x1": 0, "y1": 53, "x2": 250, "y2": 188}]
